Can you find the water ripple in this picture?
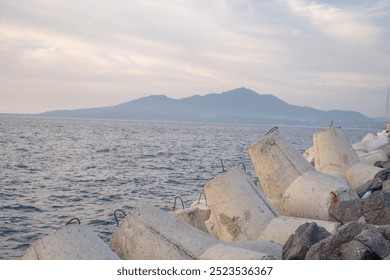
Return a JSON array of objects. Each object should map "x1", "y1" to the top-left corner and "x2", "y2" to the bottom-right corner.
[{"x1": 0, "y1": 117, "x2": 377, "y2": 259}]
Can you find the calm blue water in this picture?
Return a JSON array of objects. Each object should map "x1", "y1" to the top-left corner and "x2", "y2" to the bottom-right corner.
[{"x1": 0, "y1": 117, "x2": 378, "y2": 259}]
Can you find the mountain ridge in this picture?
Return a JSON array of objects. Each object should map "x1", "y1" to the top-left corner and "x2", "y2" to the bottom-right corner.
[{"x1": 35, "y1": 87, "x2": 379, "y2": 127}]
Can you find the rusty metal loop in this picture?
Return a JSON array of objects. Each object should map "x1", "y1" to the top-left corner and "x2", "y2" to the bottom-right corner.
[
  {"x1": 198, "y1": 192, "x2": 207, "y2": 205},
  {"x1": 173, "y1": 196, "x2": 185, "y2": 212},
  {"x1": 114, "y1": 209, "x2": 127, "y2": 226},
  {"x1": 265, "y1": 127, "x2": 278, "y2": 136},
  {"x1": 330, "y1": 191, "x2": 339, "y2": 205},
  {"x1": 65, "y1": 217, "x2": 81, "y2": 225},
  {"x1": 237, "y1": 162, "x2": 246, "y2": 173}
]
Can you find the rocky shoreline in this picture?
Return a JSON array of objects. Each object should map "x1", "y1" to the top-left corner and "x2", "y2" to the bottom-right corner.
[{"x1": 21, "y1": 126, "x2": 390, "y2": 260}]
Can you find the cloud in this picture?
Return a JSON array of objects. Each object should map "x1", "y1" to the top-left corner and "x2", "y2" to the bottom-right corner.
[
  {"x1": 280, "y1": 0, "x2": 383, "y2": 45},
  {"x1": 0, "y1": 0, "x2": 389, "y2": 116}
]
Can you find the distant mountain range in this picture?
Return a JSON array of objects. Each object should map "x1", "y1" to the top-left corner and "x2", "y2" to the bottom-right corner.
[{"x1": 30, "y1": 88, "x2": 380, "y2": 127}]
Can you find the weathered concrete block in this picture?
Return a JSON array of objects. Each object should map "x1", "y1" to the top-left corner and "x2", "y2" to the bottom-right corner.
[
  {"x1": 303, "y1": 147, "x2": 315, "y2": 165},
  {"x1": 22, "y1": 225, "x2": 120, "y2": 260},
  {"x1": 257, "y1": 216, "x2": 339, "y2": 245},
  {"x1": 170, "y1": 207, "x2": 208, "y2": 233},
  {"x1": 199, "y1": 244, "x2": 278, "y2": 260},
  {"x1": 205, "y1": 213, "x2": 220, "y2": 239},
  {"x1": 248, "y1": 128, "x2": 356, "y2": 220},
  {"x1": 313, "y1": 127, "x2": 383, "y2": 189},
  {"x1": 204, "y1": 167, "x2": 277, "y2": 242},
  {"x1": 280, "y1": 170, "x2": 355, "y2": 220},
  {"x1": 190, "y1": 199, "x2": 211, "y2": 221},
  {"x1": 358, "y1": 149, "x2": 388, "y2": 166},
  {"x1": 248, "y1": 128, "x2": 314, "y2": 209},
  {"x1": 353, "y1": 133, "x2": 389, "y2": 155},
  {"x1": 345, "y1": 163, "x2": 384, "y2": 190},
  {"x1": 227, "y1": 241, "x2": 282, "y2": 259},
  {"x1": 111, "y1": 202, "x2": 219, "y2": 259}
]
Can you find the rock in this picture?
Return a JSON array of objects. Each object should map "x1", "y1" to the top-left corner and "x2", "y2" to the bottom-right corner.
[
  {"x1": 362, "y1": 191, "x2": 373, "y2": 199},
  {"x1": 282, "y1": 222, "x2": 330, "y2": 260},
  {"x1": 305, "y1": 221, "x2": 390, "y2": 259},
  {"x1": 374, "y1": 161, "x2": 390, "y2": 170},
  {"x1": 328, "y1": 198, "x2": 364, "y2": 224},
  {"x1": 355, "y1": 178, "x2": 383, "y2": 198},
  {"x1": 338, "y1": 240, "x2": 379, "y2": 260},
  {"x1": 375, "y1": 224, "x2": 390, "y2": 240},
  {"x1": 373, "y1": 168, "x2": 390, "y2": 181},
  {"x1": 305, "y1": 222, "x2": 366, "y2": 259},
  {"x1": 363, "y1": 191, "x2": 390, "y2": 225},
  {"x1": 382, "y1": 180, "x2": 390, "y2": 193},
  {"x1": 354, "y1": 229, "x2": 390, "y2": 259}
]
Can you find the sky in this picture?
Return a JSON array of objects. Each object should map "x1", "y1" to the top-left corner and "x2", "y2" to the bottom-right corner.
[{"x1": 0, "y1": 0, "x2": 389, "y2": 117}]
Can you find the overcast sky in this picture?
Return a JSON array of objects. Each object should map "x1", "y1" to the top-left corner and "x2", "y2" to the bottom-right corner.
[{"x1": 1, "y1": 0, "x2": 389, "y2": 117}]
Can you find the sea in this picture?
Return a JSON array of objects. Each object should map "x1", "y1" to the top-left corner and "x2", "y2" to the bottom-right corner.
[{"x1": 0, "y1": 117, "x2": 379, "y2": 259}]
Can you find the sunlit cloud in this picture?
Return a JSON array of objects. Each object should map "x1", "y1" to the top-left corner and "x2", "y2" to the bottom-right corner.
[
  {"x1": 0, "y1": 0, "x2": 389, "y2": 116},
  {"x1": 281, "y1": 0, "x2": 383, "y2": 45}
]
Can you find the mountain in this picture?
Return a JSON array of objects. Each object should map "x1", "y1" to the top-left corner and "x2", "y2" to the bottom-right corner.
[{"x1": 37, "y1": 88, "x2": 379, "y2": 127}]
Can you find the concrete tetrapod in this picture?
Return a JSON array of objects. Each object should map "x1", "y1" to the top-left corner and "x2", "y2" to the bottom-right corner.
[
  {"x1": 358, "y1": 149, "x2": 388, "y2": 166},
  {"x1": 204, "y1": 167, "x2": 277, "y2": 242},
  {"x1": 110, "y1": 202, "x2": 280, "y2": 260},
  {"x1": 248, "y1": 128, "x2": 357, "y2": 220},
  {"x1": 313, "y1": 127, "x2": 383, "y2": 189},
  {"x1": 204, "y1": 167, "x2": 340, "y2": 244},
  {"x1": 22, "y1": 224, "x2": 120, "y2": 260},
  {"x1": 352, "y1": 133, "x2": 390, "y2": 155}
]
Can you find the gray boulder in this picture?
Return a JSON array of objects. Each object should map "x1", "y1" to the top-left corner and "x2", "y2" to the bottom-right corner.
[
  {"x1": 373, "y1": 168, "x2": 390, "y2": 181},
  {"x1": 355, "y1": 178, "x2": 383, "y2": 198},
  {"x1": 305, "y1": 222, "x2": 366, "y2": 259},
  {"x1": 354, "y1": 229, "x2": 390, "y2": 258},
  {"x1": 374, "y1": 161, "x2": 390, "y2": 170},
  {"x1": 328, "y1": 198, "x2": 364, "y2": 224},
  {"x1": 338, "y1": 240, "x2": 379, "y2": 260},
  {"x1": 306, "y1": 222, "x2": 390, "y2": 259},
  {"x1": 283, "y1": 222, "x2": 330, "y2": 260},
  {"x1": 363, "y1": 191, "x2": 390, "y2": 225},
  {"x1": 372, "y1": 224, "x2": 390, "y2": 240}
]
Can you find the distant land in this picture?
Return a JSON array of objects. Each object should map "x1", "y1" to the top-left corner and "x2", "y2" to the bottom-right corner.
[{"x1": 2, "y1": 88, "x2": 384, "y2": 127}]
